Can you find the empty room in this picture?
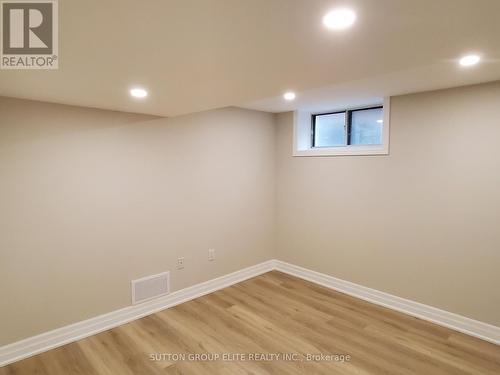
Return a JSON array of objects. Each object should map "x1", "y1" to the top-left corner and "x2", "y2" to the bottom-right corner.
[{"x1": 1, "y1": 0, "x2": 499, "y2": 374}]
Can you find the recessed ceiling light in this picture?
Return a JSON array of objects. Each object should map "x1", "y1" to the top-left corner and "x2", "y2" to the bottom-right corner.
[
  {"x1": 130, "y1": 88, "x2": 148, "y2": 98},
  {"x1": 459, "y1": 54, "x2": 481, "y2": 67},
  {"x1": 376, "y1": 119, "x2": 383, "y2": 124},
  {"x1": 323, "y1": 8, "x2": 356, "y2": 30},
  {"x1": 283, "y1": 92, "x2": 296, "y2": 101}
]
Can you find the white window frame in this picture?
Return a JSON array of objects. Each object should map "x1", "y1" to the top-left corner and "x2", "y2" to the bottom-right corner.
[{"x1": 293, "y1": 98, "x2": 390, "y2": 157}]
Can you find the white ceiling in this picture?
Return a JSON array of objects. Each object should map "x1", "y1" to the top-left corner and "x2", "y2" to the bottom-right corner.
[
  {"x1": 0, "y1": 0, "x2": 499, "y2": 117},
  {"x1": 242, "y1": 61, "x2": 500, "y2": 113}
]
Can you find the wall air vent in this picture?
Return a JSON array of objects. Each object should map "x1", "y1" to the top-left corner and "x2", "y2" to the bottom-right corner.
[{"x1": 131, "y1": 271, "x2": 170, "y2": 304}]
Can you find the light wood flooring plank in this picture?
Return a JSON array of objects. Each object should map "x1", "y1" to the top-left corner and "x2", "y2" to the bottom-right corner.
[{"x1": 2, "y1": 271, "x2": 499, "y2": 374}]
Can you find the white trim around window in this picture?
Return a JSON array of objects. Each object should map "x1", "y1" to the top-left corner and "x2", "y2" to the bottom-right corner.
[{"x1": 293, "y1": 97, "x2": 391, "y2": 157}]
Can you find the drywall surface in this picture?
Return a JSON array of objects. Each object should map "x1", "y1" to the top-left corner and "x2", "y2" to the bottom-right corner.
[
  {"x1": 275, "y1": 82, "x2": 500, "y2": 326},
  {"x1": 0, "y1": 98, "x2": 276, "y2": 344}
]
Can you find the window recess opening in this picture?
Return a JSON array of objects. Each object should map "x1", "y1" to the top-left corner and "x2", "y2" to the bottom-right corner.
[{"x1": 293, "y1": 98, "x2": 390, "y2": 157}]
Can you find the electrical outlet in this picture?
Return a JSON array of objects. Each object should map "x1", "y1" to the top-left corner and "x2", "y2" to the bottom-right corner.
[
  {"x1": 208, "y1": 249, "x2": 215, "y2": 261},
  {"x1": 177, "y1": 257, "x2": 185, "y2": 269}
]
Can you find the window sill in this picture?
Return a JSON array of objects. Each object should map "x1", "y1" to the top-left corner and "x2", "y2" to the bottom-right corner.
[{"x1": 293, "y1": 145, "x2": 389, "y2": 157}]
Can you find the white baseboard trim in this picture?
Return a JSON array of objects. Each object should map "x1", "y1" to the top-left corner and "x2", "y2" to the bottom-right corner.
[
  {"x1": 0, "y1": 260, "x2": 275, "y2": 367},
  {"x1": 274, "y1": 260, "x2": 500, "y2": 346},
  {"x1": 2, "y1": 258, "x2": 498, "y2": 367}
]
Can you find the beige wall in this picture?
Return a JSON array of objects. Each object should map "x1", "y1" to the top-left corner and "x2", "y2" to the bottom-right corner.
[
  {"x1": 275, "y1": 81, "x2": 500, "y2": 326},
  {"x1": 2, "y1": 81, "x2": 500, "y2": 346},
  {"x1": 0, "y1": 98, "x2": 276, "y2": 345}
]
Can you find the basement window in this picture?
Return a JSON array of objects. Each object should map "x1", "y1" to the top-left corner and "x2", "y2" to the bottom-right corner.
[
  {"x1": 293, "y1": 99, "x2": 390, "y2": 156},
  {"x1": 312, "y1": 106, "x2": 383, "y2": 147}
]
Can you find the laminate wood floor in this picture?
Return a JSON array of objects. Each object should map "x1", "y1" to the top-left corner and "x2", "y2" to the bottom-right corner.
[{"x1": 2, "y1": 271, "x2": 499, "y2": 374}]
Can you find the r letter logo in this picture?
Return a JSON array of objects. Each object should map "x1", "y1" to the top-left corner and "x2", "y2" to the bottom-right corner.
[{"x1": 1, "y1": 0, "x2": 58, "y2": 69}]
